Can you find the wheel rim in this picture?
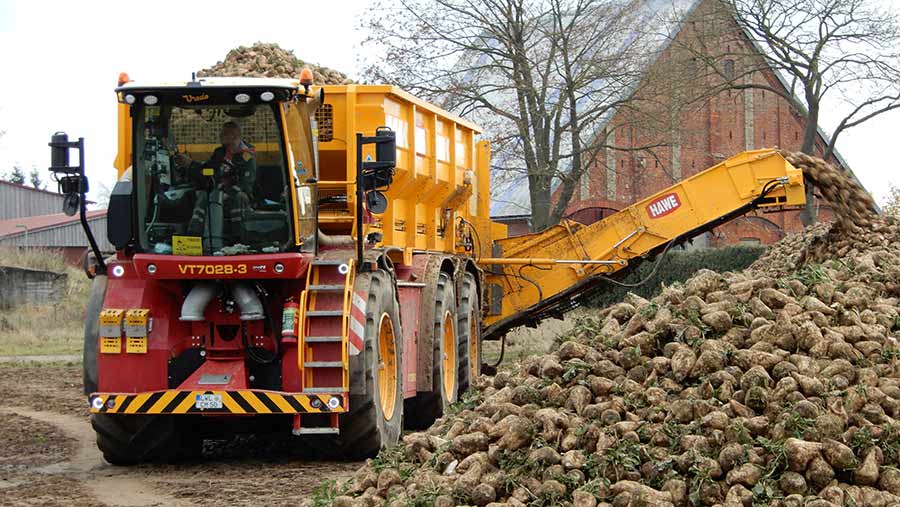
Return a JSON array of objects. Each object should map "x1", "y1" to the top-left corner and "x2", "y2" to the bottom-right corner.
[
  {"x1": 377, "y1": 313, "x2": 397, "y2": 418},
  {"x1": 442, "y1": 310, "x2": 456, "y2": 398},
  {"x1": 469, "y1": 309, "x2": 479, "y2": 381}
]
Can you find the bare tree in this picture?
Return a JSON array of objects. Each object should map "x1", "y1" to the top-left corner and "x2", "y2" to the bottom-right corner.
[
  {"x1": 681, "y1": 0, "x2": 900, "y2": 223},
  {"x1": 360, "y1": 0, "x2": 679, "y2": 231}
]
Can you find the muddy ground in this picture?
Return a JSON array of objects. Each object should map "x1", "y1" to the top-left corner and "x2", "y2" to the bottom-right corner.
[{"x1": 0, "y1": 361, "x2": 360, "y2": 506}]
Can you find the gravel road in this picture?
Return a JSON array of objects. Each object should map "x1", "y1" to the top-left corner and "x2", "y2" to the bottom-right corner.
[{"x1": 0, "y1": 361, "x2": 360, "y2": 506}]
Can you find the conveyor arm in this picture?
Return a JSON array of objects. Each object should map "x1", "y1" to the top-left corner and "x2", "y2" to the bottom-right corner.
[{"x1": 482, "y1": 149, "x2": 806, "y2": 338}]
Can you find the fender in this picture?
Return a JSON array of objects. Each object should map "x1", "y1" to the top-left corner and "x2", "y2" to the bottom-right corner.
[{"x1": 82, "y1": 275, "x2": 108, "y2": 395}]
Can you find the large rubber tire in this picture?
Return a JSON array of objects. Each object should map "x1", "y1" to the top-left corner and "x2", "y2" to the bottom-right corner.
[
  {"x1": 326, "y1": 269, "x2": 403, "y2": 458},
  {"x1": 457, "y1": 272, "x2": 482, "y2": 397},
  {"x1": 91, "y1": 414, "x2": 203, "y2": 466},
  {"x1": 82, "y1": 275, "x2": 108, "y2": 395},
  {"x1": 405, "y1": 272, "x2": 458, "y2": 429}
]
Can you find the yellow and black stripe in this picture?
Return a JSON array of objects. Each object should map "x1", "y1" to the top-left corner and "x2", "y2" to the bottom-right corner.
[{"x1": 89, "y1": 390, "x2": 345, "y2": 414}]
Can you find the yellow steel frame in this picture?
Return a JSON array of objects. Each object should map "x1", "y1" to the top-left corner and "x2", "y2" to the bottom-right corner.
[
  {"x1": 317, "y1": 85, "x2": 497, "y2": 259},
  {"x1": 484, "y1": 149, "x2": 807, "y2": 326},
  {"x1": 297, "y1": 285, "x2": 309, "y2": 388},
  {"x1": 339, "y1": 259, "x2": 355, "y2": 392}
]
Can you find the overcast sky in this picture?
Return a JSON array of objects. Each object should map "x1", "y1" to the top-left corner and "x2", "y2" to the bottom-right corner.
[{"x1": 0, "y1": 0, "x2": 897, "y2": 205}]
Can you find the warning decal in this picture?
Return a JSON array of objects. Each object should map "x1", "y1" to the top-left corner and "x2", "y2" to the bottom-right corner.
[{"x1": 172, "y1": 236, "x2": 203, "y2": 256}]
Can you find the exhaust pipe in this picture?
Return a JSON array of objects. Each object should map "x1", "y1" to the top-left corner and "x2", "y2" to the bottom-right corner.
[
  {"x1": 231, "y1": 283, "x2": 264, "y2": 321},
  {"x1": 180, "y1": 282, "x2": 218, "y2": 321}
]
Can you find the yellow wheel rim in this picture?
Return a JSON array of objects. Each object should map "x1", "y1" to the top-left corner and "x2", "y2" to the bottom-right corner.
[
  {"x1": 442, "y1": 310, "x2": 456, "y2": 399},
  {"x1": 469, "y1": 313, "x2": 479, "y2": 381},
  {"x1": 377, "y1": 313, "x2": 397, "y2": 418}
]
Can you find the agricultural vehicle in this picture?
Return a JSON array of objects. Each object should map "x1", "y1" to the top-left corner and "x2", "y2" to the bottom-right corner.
[{"x1": 48, "y1": 71, "x2": 808, "y2": 464}]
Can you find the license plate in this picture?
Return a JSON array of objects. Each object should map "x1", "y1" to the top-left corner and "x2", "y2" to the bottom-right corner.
[{"x1": 195, "y1": 394, "x2": 223, "y2": 410}]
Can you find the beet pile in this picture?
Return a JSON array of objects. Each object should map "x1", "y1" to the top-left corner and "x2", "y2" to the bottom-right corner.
[
  {"x1": 321, "y1": 156, "x2": 899, "y2": 507},
  {"x1": 197, "y1": 42, "x2": 352, "y2": 84}
]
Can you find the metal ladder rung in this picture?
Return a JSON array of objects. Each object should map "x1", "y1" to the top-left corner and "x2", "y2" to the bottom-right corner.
[
  {"x1": 308, "y1": 284, "x2": 344, "y2": 292},
  {"x1": 306, "y1": 310, "x2": 344, "y2": 317},
  {"x1": 304, "y1": 336, "x2": 342, "y2": 343},
  {"x1": 311, "y1": 260, "x2": 346, "y2": 266},
  {"x1": 304, "y1": 361, "x2": 344, "y2": 368},
  {"x1": 292, "y1": 427, "x2": 340, "y2": 435}
]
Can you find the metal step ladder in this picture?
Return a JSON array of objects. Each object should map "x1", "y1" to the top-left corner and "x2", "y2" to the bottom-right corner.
[{"x1": 293, "y1": 257, "x2": 355, "y2": 435}]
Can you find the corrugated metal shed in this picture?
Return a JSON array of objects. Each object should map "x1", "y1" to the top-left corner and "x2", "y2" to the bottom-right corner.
[
  {"x1": 0, "y1": 210, "x2": 113, "y2": 250},
  {"x1": 0, "y1": 181, "x2": 67, "y2": 220}
]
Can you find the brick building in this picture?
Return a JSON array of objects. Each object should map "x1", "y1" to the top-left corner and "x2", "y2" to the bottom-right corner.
[{"x1": 492, "y1": 0, "x2": 858, "y2": 245}]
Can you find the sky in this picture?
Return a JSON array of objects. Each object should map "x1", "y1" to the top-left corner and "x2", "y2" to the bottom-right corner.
[
  {"x1": 0, "y1": 0, "x2": 369, "y2": 202},
  {"x1": 0, "y1": 0, "x2": 898, "y2": 206}
]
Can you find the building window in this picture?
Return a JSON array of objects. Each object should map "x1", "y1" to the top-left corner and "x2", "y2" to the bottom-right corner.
[
  {"x1": 723, "y1": 59, "x2": 735, "y2": 81},
  {"x1": 686, "y1": 57, "x2": 699, "y2": 77}
]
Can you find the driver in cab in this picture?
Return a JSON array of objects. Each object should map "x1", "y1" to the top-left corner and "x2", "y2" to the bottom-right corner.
[
  {"x1": 175, "y1": 121, "x2": 257, "y2": 240},
  {"x1": 174, "y1": 121, "x2": 257, "y2": 195}
]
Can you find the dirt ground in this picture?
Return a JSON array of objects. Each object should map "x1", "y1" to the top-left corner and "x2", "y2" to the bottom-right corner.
[{"x1": 0, "y1": 361, "x2": 360, "y2": 507}]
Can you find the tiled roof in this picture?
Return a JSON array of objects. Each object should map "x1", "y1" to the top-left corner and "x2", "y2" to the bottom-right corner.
[{"x1": 0, "y1": 210, "x2": 107, "y2": 238}]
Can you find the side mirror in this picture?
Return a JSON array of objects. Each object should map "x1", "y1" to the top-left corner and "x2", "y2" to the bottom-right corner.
[
  {"x1": 374, "y1": 126, "x2": 396, "y2": 167},
  {"x1": 366, "y1": 190, "x2": 388, "y2": 214},
  {"x1": 48, "y1": 132, "x2": 107, "y2": 274},
  {"x1": 358, "y1": 127, "x2": 396, "y2": 215},
  {"x1": 107, "y1": 181, "x2": 134, "y2": 250},
  {"x1": 49, "y1": 132, "x2": 89, "y2": 216}
]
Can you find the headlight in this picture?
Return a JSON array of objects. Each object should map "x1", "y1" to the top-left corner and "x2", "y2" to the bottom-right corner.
[
  {"x1": 143, "y1": 95, "x2": 158, "y2": 105},
  {"x1": 235, "y1": 93, "x2": 250, "y2": 104}
]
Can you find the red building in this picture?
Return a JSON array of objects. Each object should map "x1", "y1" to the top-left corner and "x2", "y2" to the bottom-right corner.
[{"x1": 492, "y1": 0, "x2": 856, "y2": 245}]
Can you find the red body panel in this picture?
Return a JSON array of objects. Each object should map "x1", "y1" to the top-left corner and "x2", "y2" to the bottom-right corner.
[
  {"x1": 132, "y1": 253, "x2": 310, "y2": 280},
  {"x1": 99, "y1": 256, "x2": 308, "y2": 395},
  {"x1": 396, "y1": 256, "x2": 430, "y2": 398},
  {"x1": 178, "y1": 359, "x2": 248, "y2": 391},
  {"x1": 398, "y1": 284, "x2": 422, "y2": 397},
  {"x1": 99, "y1": 261, "x2": 182, "y2": 393}
]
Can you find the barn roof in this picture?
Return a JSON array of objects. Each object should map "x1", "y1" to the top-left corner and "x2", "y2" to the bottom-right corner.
[
  {"x1": 0, "y1": 210, "x2": 112, "y2": 251},
  {"x1": 0, "y1": 210, "x2": 106, "y2": 239}
]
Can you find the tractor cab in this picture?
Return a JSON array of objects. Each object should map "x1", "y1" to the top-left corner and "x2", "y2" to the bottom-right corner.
[{"x1": 111, "y1": 77, "x2": 320, "y2": 257}]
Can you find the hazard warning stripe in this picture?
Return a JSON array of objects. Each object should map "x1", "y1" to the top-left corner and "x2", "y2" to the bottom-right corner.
[
  {"x1": 347, "y1": 290, "x2": 367, "y2": 355},
  {"x1": 230, "y1": 392, "x2": 254, "y2": 413},
  {"x1": 148, "y1": 391, "x2": 181, "y2": 413},
  {"x1": 238, "y1": 391, "x2": 270, "y2": 413},
  {"x1": 90, "y1": 391, "x2": 345, "y2": 414},
  {"x1": 162, "y1": 390, "x2": 190, "y2": 413}
]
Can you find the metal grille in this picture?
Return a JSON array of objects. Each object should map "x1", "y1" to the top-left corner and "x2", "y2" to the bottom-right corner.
[{"x1": 315, "y1": 104, "x2": 334, "y2": 142}]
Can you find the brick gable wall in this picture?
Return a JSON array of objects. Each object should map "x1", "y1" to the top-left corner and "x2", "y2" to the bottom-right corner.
[{"x1": 546, "y1": 0, "x2": 840, "y2": 246}]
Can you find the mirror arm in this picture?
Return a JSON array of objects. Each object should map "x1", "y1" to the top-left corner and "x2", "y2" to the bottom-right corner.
[
  {"x1": 355, "y1": 127, "x2": 397, "y2": 272},
  {"x1": 48, "y1": 134, "x2": 108, "y2": 275}
]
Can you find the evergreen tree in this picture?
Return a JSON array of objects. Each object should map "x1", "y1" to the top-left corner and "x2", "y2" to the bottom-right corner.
[
  {"x1": 6, "y1": 166, "x2": 25, "y2": 185},
  {"x1": 29, "y1": 167, "x2": 44, "y2": 190}
]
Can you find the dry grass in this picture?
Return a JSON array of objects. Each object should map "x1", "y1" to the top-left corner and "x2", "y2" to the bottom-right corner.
[
  {"x1": 0, "y1": 248, "x2": 90, "y2": 356},
  {"x1": 483, "y1": 307, "x2": 593, "y2": 366}
]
